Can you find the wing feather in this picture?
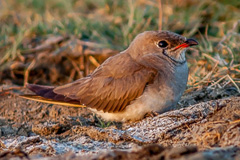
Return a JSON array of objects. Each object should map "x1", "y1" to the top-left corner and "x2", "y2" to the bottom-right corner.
[{"x1": 53, "y1": 52, "x2": 157, "y2": 113}]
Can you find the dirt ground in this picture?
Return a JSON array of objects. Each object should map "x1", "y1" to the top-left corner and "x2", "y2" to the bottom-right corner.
[{"x1": 0, "y1": 84, "x2": 240, "y2": 160}]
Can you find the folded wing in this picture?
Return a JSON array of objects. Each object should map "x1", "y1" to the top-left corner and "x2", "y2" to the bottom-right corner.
[{"x1": 54, "y1": 53, "x2": 156, "y2": 113}]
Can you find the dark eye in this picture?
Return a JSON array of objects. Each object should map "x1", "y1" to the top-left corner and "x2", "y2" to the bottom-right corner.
[{"x1": 158, "y1": 40, "x2": 168, "y2": 48}]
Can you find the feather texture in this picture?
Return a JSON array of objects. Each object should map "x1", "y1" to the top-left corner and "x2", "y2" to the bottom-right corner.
[{"x1": 53, "y1": 53, "x2": 156, "y2": 113}]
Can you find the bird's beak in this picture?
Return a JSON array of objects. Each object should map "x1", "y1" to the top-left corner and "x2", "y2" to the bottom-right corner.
[
  {"x1": 185, "y1": 39, "x2": 198, "y2": 46},
  {"x1": 174, "y1": 39, "x2": 198, "y2": 49}
]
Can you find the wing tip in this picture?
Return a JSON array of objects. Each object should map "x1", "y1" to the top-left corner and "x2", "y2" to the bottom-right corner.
[{"x1": 19, "y1": 94, "x2": 86, "y2": 108}]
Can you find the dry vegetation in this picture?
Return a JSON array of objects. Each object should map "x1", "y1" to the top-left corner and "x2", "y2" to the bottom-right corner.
[{"x1": 0, "y1": 0, "x2": 239, "y2": 92}]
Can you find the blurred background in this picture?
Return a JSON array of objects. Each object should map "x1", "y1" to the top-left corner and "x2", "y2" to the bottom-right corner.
[{"x1": 0, "y1": 0, "x2": 240, "y2": 94}]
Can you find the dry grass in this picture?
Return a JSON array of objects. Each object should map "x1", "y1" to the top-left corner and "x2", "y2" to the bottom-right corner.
[{"x1": 0, "y1": 0, "x2": 240, "y2": 93}]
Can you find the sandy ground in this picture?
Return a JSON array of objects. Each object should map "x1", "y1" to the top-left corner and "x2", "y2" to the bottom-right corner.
[{"x1": 0, "y1": 85, "x2": 240, "y2": 160}]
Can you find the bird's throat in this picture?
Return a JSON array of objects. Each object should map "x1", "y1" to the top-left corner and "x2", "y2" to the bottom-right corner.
[{"x1": 162, "y1": 49, "x2": 186, "y2": 65}]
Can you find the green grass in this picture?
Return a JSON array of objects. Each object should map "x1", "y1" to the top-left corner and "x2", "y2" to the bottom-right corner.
[
  {"x1": 0, "y1": 0, "x2": 240, "y2": 88},
  {"x1": 95, "y1": 115, "x2": 113, "y2": 128}
]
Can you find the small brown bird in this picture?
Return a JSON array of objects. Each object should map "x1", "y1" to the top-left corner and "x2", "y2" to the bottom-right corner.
[{"x1": 21, "y1": 31, "x2": 198, "y2": 122}]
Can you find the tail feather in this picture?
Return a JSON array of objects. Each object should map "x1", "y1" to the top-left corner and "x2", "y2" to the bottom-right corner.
[
  {"x1": 20, "y1": 95, "x2": 85, "y2": 107},
  {"x1": 27, "y1": 84, "x2": 53, "y2": 95},
  {"x1": 20, "y1": 84, "x2": 85, "y2": 107},
  {"x1": 27, "y1": 84, "x2": 72, "y2": 102}
]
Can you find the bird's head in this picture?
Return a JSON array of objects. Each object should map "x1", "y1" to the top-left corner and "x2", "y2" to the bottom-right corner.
[{"x1": 128, "y1": 31, "x2": 198, "y2": 65}]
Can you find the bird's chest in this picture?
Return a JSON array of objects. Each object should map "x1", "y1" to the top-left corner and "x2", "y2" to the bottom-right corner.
[{"x1": 147, "y1": 63, "x2": 188, "y2": 112}]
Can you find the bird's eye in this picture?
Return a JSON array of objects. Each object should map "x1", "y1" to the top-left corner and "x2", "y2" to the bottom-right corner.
[{"x1": 158, "y1": 40, "x2": 168, "y2": 48}]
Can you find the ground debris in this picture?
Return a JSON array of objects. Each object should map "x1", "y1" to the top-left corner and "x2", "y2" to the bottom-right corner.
[{"x1": 0, "y1": 87, "x2": 240, "y2": 159}]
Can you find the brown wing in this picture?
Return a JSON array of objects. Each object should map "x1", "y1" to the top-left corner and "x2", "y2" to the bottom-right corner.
[{"x1": 53, "y1": 52, "x2": 156, "y2": 113}]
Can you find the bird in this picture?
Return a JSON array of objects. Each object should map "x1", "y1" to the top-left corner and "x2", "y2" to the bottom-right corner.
[{"x1": 20, "y1": 30, "x2": 198, "y2": 122}]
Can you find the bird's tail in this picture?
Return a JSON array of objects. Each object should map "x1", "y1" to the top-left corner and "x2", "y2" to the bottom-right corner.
[{"x1": 20, "y1": 84, "x2": 85, "y2": 107}]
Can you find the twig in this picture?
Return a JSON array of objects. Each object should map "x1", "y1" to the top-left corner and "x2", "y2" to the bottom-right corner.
[
  {"x1": 204, "y1": 24, "x2": 213, "y2": 52},
  {"x1": 67, "y1": 57, "x2": 82, "y2": 78},
  {"x1": 0, "y1": 86, "x2": 24, "y2": 96},
  {"x1": 229, "y1": 119, "x2": 240, "y2": 124},
  {"x1": 128, "y1": 0, "x2": 134, "y2": 28},
  {"x1": 218, "y1": 20, "x2": 239, "y2": 44},
  {"x1": 76, "y1": 39, "x2": 105, "y2": 49},
  {"x1": 194, "y1": 61, "x2": 219, "y2": 86},
  {"x1": 218, "y1": 44, "x2": 234, "y2": 67},
  {"x1": 226, "y1": 75, "x2": 240, "y2": 93},
  {"x1": 217, "y1": 21, "x2": 239, "y2": 68},
  {"x1": 89, "y1": 55, "x2": 100, "y2": 67},
  {"x1": 158, "y1": 0, "x2": 162, "y2": 31},
  {"x1": 205, "y1": 24, "x2": 209, "y2": 43},
  {"x1": 202, "y1": 53, "x2": 220, "y2": 63},
  {"x1": 208, "y1": 74, "x2": 240, "y2": 93},
  {"x1": 24, "y1": 59, "x2": 36, "y2": 87}
]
